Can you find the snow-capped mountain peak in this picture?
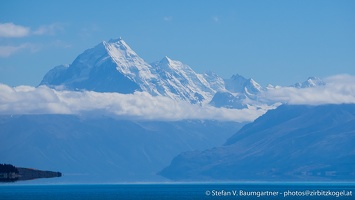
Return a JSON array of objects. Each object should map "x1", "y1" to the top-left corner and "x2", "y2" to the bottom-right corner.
[
  {"x1": 104, "y1": 38, "x2": 138, "y2": 59},
  {"x1": 293, "y1": 77, "x2": 326, "y2": 88},
  {"x1": 40, "y1": 38, "x2": 225, "y2": 103},
  {"x1": 209, "y1": 74, "x2": 264, "y2": 108},
  {"x1": 40, "y1": 37, "x2": 327, "y2": 109},
  {"x1": 249, "y1": 78, "x2": 262, "y2": 91},
  {"x1": 152, "y1": 56, "x2": 219, "y2": 103},
  {"x1": 157, "y1": 56, "x2": 192, "y2": 72},
  {"x1": 102, "y1": 38, "x2": 157, "y2": 81},
  {"x1": 159, "y1": 56, "x2": 172, "y2": 64},
  {"x1": 39, "y1": 38, "x2": 158, "y2": 94},
  {"x1": 224, "y1": 74, "x2": 262, "y2": 96},
  {"x1": 305, "y1": 77, "x2": 326, "y2": 87}
]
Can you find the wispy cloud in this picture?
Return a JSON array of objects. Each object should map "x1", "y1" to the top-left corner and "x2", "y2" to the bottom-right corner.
[
  {"x1": 0, "y1": 41, "x2": 70, "y2": 57},
  {"x1": 0, "y1": 22, "x2": 64, "y2": 38},
  {"x1": 32, "y1": 23, "x2": 64, "y2": 35},
  {"x1": 0, "y1": 45, "x2": 26, "y2": 57},
  {"x1": 0, "y1": 44, "x2": 38, "y2": 57},
  {"x1": 0, "y1": 22, "x2": 67, "y2": 57},
  {"x1": 0, "y1": 23, "x2": 30, "y2": 38},
  {"x1": 0, "y1": 84, "x2": 266, "y2": 122},
  {"x1": 260, "y1": 74, "x2": 355, "y2": 105},
  {"x1": 0, "y1": 40, "x2": 70, "y2": 57}
]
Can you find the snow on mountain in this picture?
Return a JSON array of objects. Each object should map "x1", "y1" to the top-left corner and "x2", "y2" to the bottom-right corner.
[
  {"x1": 292, "y1": 77, "x2": 326, "y2": 88},
  {"x1": 40, "y1": 39, "x2": 143, "y2": 94},
  {"x1": 40, "y1": 37, "x2": 328, "y2": 109},
  {"x1": 201, "y1": 71, "x2": 226, "y2": 92},
  {"x1": 40, "y1": 38, "x2": 224, "y2": 104},
  {"x1": 102, "y1": 38, "x2": 161, "y2": 94},
  {"x1": 225, "y1": 74, "x2": 262, "y2": 95},
  {"x1": 210, "y1": 75, "x2": 328, "y2": 109},
  {"x1": 39, "y1": 38, "x2": 268, "y2": 107},
  {"x1": 209, "y1": 74, "x2": 264, "y2": 109},
  {"x1": 151, "y1": 56, "x2": 220, "y2": 103}
]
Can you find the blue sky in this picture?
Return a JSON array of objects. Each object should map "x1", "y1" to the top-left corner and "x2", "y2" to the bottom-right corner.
[{"x1": 0, "y1": 0, "x2": 354, "y2": 87}]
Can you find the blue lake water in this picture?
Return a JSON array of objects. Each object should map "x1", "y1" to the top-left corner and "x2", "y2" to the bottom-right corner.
[{"x1": 0, "y1": 182, "x2": 354, "y2": 200}]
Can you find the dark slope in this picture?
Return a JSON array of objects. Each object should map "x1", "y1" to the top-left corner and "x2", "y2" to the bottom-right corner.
[{"x1": 160, "y1": 104, "x2": 355, "y2": 181}]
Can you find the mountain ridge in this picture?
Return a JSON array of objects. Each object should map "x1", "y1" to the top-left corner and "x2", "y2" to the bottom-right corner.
[
  {"x1": 40, "y1": 38, "x2": 222, "y2": 104},
  {"x1": 40, "y1": 37, "x2": 325, "y2": 108},
  {"x1": 159, "y1": 104, "x2": 355, "y2": 181}
]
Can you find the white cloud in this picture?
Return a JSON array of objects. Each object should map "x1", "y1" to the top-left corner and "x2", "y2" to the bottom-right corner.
[
  {"x1": 0, "y1": 22, "x2": 65, "y2": 57},
  {"x1": 2, "y1": 74, "x2": 353, "y2": 121},
  {"x1": 0, "y1": 45, "x2": 26, "y2": 57},
  {"x1": 0, "y1": 43, "x2": 39, "y2": 57},
  {"x1": 0, "y1": 22, "x2": 63, "y2": 38},
  {"x1": 260, "y1": 74, "x2": 355, "y2": 105},
  {"x1": 0, "y1": 41, "x2": 70, "y2": 57},
  {"x1": 0, "y1": 84, "x2": 70, "y2": 114},
  {"x1": 33, "y1": 23, "x2": 64, "y2": 35},
  {"x1": 0, "y1": 84, "x2": 266, "y2": 122},
  {"x1": 0, "y1": 44, "x2": 29, "y2": 57},
  {"x1": 0, "y1": 23, "x2": 30, "y2": 38}
]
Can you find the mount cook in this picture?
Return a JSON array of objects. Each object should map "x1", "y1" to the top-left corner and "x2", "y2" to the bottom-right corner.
[
  {"x1": 40, "y1": 37, "x2": 318, "y2": 108},
  {"x1": 40, "y1": 38, "x2": 219, "y2": 104}
]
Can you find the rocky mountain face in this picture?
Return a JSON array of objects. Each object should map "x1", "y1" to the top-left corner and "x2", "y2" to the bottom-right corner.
[{"x1": 159, "y1": 104, "x2": 355, "y2": 181}]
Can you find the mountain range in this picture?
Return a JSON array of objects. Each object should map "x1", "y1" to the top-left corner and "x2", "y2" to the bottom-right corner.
[
  {"x1": 39, "y1": 38, "x2": 324, "y2": 108},
  {"x1": 40, "y1": 38, "x2": 219, "y2": 104},
  {"x1": 159, "y1": 104, "x2": 355, "y2": 181}
]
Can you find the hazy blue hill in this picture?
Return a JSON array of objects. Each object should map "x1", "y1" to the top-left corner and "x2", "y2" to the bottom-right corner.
[
  {"x1": 160, "y1": 104, "x2": 355, "y2": 181},
  {"x1": 0, "y1": 115, "x2": 242, "y2": 182}
]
